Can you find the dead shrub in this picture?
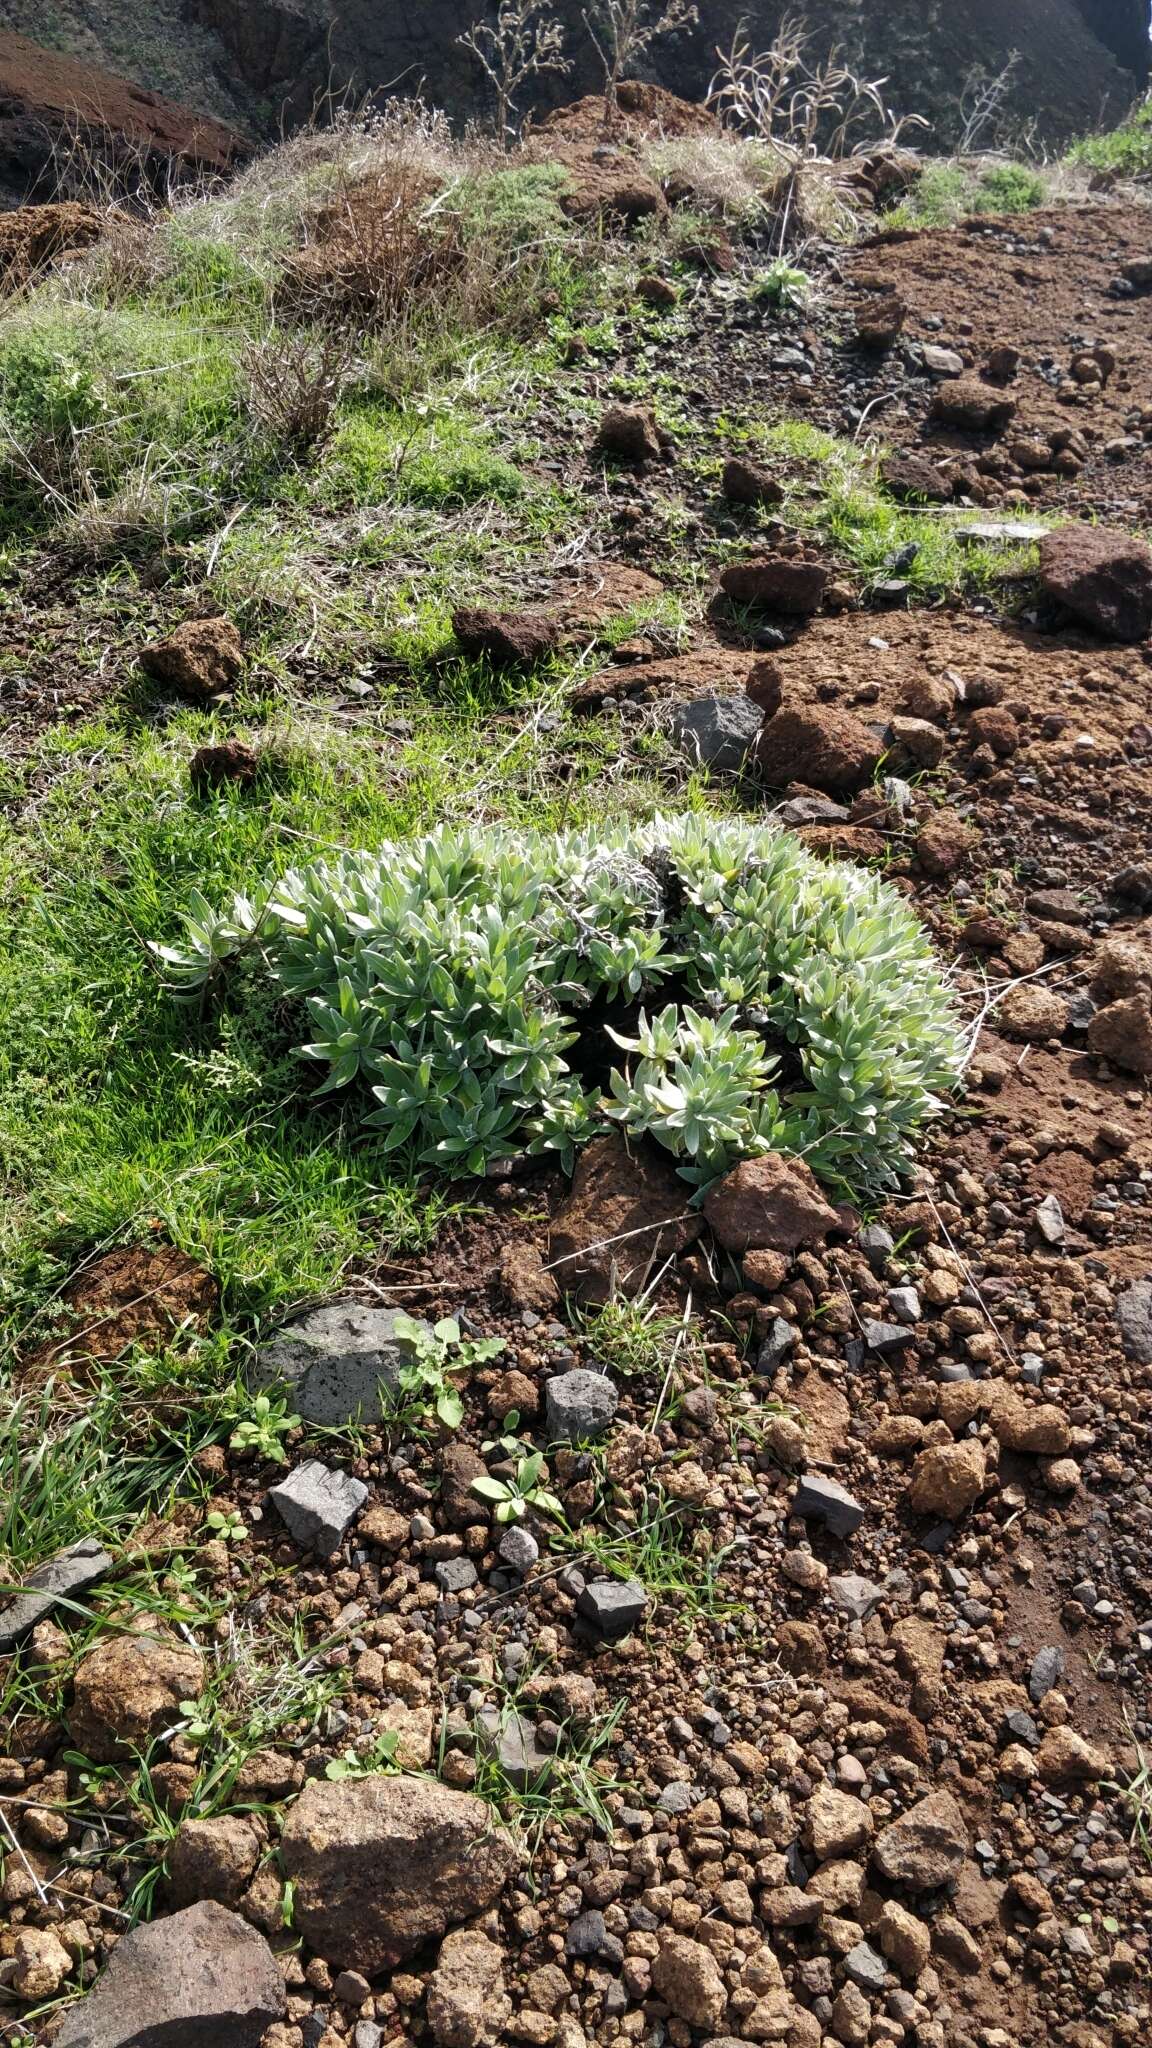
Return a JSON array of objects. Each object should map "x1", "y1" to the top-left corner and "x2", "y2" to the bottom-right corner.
[
  {"x1": 241, "y1": 324, "x2": 360, "y2": 453},
  {"x1": 274, "y1": 166, "x2": 464, "y2": 332}
]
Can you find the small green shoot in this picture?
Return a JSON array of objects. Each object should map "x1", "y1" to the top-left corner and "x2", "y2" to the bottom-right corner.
[
  {"x1": 472, "y1": 1452, "x2": 566, "y2": 1525},
  {"x1": 228, "y1": 1392, "x2": 301, "y2": 1463}
]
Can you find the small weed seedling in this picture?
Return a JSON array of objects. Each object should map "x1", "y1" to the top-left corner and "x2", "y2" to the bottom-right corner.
[
  {"x1": 392, "y1": 1312, "x2": 505, "y2": 1430},
  {"x1": 203, "y1": 1508, "x2": 246, "y2": 1543},
  {"x1": 472, "y1": 1451, "x2": 566, "y2": 1524},
  {"x1": 228, "y1": 1392, "x2": 301, "y2": 1463},
  {"x1": 750, "y1": 260, "x2": 810, "y2": 311},
  {"x1": 325, "y1": 1729, "x2": 400, "y2": 1780}
]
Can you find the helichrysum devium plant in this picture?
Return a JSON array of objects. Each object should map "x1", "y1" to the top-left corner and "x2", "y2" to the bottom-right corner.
[{"x1": 155, "y1": 815, "x2": 963, "y2": 1195}]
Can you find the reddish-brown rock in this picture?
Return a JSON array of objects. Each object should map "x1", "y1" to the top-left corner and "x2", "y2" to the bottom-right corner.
[
  {"x1": 756, "y1": 704, "x2": 882, "y2": 793},
  {"x1": 69, "y1": 1623, "x2": 206, "y2": 1763},
  {"x1": 548, "y1": 1134, "x2": 700, "y2": 1303},
  {"x1": 703, "y1": 1153, "x2": 840, "y2": 1256},
  {"x1": 279, "y1": 1775, "x2": 518, "y2": 1973},
  {"x1": 1038, "y1": 525, "x2": 1152, "y2": 643},
  {"x1": 930, "y1": 378, "x2": 1017, "y2": 433},
  {"x1": 720, "y1": 558, "x2": 830, "y2": 615}
]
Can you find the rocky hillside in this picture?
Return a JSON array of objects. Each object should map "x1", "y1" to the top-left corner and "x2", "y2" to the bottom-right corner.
[
  {"x1": 0, "y1": 71, "x2": 1151, "y2": 2048},
  {"x1": 0, "y1": 26, "x2": 246, "y2": 204},
  {"x1": 3, "y1": 0, "x2": 1149, "y2": 147}
]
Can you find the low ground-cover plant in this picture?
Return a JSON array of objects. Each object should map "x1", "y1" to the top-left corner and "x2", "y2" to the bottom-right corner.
[{"x1": 157, "y1": 816, "x2": 962, "y2": 1197}]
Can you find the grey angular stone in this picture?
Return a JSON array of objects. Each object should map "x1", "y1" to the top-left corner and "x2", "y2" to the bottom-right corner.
[
  {"x1": 756, "y1": 1315, "x2": 797, "y2": 1371},
  {"x1": 921, "y1": 343, "x2": 964, "y2": 376},
  {"x1": 54, "y1": 1900, "x2": 285, "y2": 2048},
  {"x1": 566, "y1": 1908, "x2": 610, "y2": 1958},
  {"x1": 792, "y1": 1474, "x2": 865, "y2": 1540},
  {"x1": 435, "y1": 1557, "x2": 478, "y2": 1596},
  {"x1": 474, "y1": 1705, "x2": 553, "y2": 1790},
  {"x1": 1028, "y1": 1644, "x2": 1066, "y2": 1704},
  {"x1": 957, "y1": 520, "x2": 1051, "y2": 546},
  {"x1": 1116, "y1": 1279, "x2": 1152, "y2": 1362},
  {"x1": 862, "y1": 1317, "x2": 914, "y2": 1354},
  {"x1": 354, "y1": 2027, "x2": 384, "y2": 2048},
  {"x1": 657, "y1": 1781, "x2": 695, "y2": 1813},
  {"x1": 253, "y1": 1294, "x2": 432, "y2": 1425},
  {"x1": 1034, "y1": 1194, "x2": 1066, "y2": 1245},
  {"x1": 576, "y1": 1577, "x2": 648, "y2": 1638},
  {"x1": 0, "y1": 1537, "x2": 112, "y2": 1653},
  {"x1": 775, "y1": 794, "x2": 850, "y2": 827},
  {"x1": 255, "y1": 1299, "x2": 432, "y2": 1424},
  {"x1": 886, "y1": 1285, "x2": 921, "y2": 1325},
  {"x1": 1003, "y1": 1709, "x2": 1040, "y2": 1747},
  {"x1": 268, "y1": 1460, "x2": 367, "y2": 1556},
  {"x1": 545, "y1": 1367, "x2": 618, "y2": 1442},
  {"x1": 857, "y1": 1223, "x2": 895, "y2": 1271},
  {"x1": 829, "y1": 1573, "x2": 885, "y2": 1621},
  {"x1": 672, "y1": 694, "x2": 762, "y2": 774},
  {"x1": 844, "y1": 1940, "x2": 889, "y2": 1992},
  {"x1": 498, "y1": 1525, "x2": 540, "y2": 1574}
]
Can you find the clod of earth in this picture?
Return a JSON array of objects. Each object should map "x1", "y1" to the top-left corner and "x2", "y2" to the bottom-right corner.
[
  {"x1": 719, "y1": 558, "x2": 831, "y2": 616},
  {"x1": 138, "y1": 617, "x2": 244, "y2": 701},
  {"x1": 279, "y1": 1774, "x2": 518, "y2": 1973}
]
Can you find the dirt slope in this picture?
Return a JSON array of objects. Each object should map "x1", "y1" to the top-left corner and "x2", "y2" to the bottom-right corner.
[{"x1": 0, "y1": 26, "x2": 246, "y2": 203}]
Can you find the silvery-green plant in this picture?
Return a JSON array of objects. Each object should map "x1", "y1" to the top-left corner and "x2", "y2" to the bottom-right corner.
[{"x1": 155, "y1": 815, "x2": 963, "y2": 1194}]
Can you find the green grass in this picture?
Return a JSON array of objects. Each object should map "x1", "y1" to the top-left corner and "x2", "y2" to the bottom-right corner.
[
  {"x1": 756, "y1": 423, "x2": 1043, "y2": 601},
  {"x1": 883, "y1": 158, "x2": 1048, "y2": 231},
  {"x1": 1068, "y1": 96, "x2": 1152, "y2": 178},
  {"x1": 0, "y1": 698, "x2": 683, "y2": 1347}
]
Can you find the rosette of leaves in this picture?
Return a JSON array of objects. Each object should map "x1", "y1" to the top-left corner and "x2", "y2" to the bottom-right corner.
[{"x1": 156, "y1": 815, "x2": 963, "y2": 1195}]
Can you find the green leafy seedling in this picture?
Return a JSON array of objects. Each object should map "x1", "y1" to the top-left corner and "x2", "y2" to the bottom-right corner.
[
  {"x1": 229, "y1": 1392, "x2": 301, "y2": 1463},
  {"x1": 325, "y1": 1729, "x2": 399, "y2": 1780},
  {"x1": 393, "y1": 1311, "x2": 504, "y2": 1430},
  {"x1": 472, "y1": 1451, "x2": 566, "y2": 1526},
  {"x1": 204, "y1": 1509, "x2": 246, "y2": 1542}
]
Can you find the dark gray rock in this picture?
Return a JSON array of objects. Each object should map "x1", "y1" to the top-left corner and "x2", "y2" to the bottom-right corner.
[
  {"x1": 1116, "y1": 1279, "x2": 1152, "y2": 1362},
  {"x1": 886, "y1": 1286, "x2": 921, "y2": 1325},
  {"x1": 775, "y1": 793, "x2": 850, "y2": 827},
  {"x1": 435, "y1": 1557, "x2": 478, "y2": 1596},
  {"x1": 829, "y1": 1573, "x2": 885, "y2": 1621},
  {"x1": 862, "y1": 1317, "x2": 914, "y2": 1354},
  {"x1": 672, "y1": 694, "x2": 762, "y2": 775},
  {"x1": 857, "y1": 1223, "x2": 894, "y2": 1272},
  {"x1": 0, "y1": 1537, "x2": 111, "y2": 1653},
  {"x1": 576, "y1": 1577, "x2": 648, "y2": 1638},
  {"x1": 1003, "y1": 1709, "x2": 1040, "y2": 1747},
  {"x1": 255, "y1": 1299, "x2": 431, "y2": 1424},
  {"x1": 268, "y1": 1460, "x2": 367, "y2": 1556},
  {"x1": 498, "y1": 1525, "x2": 540, "y2": 1574},
  {"x1": 474, "y1": 1706, "x2": 553, "y2": 1789},
  {"x1": 566, "y1": 1909, "x2": 612, "y2": 1959},
  {"x1": 793, "y1": 1474, "x2": 865, "y2": 1540},
  {"x1": 756, "y1": 1316, "x2": 797, "y2": 1372},
  {"x1": 1028, "y1": 1644, "x2": 1066, "y2": 1704},
  {"x1": 844, "y1": 1941, "x2": 888, "y2": 1992},
  {"x1": 54, "y1": 1900, "x2": 285, "y2": 2048},
  {"x1": 545, "y1": 1368, "x2": 618, "y2": 1442}
]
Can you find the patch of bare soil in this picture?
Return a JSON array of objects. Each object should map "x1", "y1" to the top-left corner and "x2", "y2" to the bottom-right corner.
[
  {"x1": 833, "y1": 206, "x2": 1152, "y2": 520},
  {"x1": 34, "y1": 1241, "x2": 219, "y2": 1374}
]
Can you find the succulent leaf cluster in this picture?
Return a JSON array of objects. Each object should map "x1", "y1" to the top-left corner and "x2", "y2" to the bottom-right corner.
[{"x1": 155, "y1": 815, "x2": 963, "y2": 1193}]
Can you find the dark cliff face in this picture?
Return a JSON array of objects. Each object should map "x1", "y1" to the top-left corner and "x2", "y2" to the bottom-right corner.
[
  {"x1": 0, "y1": 0, "x2": 1145, "y2": 163},
  {"x1": 1073, "y1": 0, "x2": 1150, "y2": 84},
  {"x1": 307, "y1": 0, "x2": 1148, "y2": 145}
]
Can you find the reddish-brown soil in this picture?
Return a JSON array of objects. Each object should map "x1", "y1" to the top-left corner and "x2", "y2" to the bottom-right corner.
[
  {"x1": 833, "y1": 207, "x2": 1152, "y2": 520},
  {"x1": 0, "y1": 27, "x2": 245, "y2": 203}
]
